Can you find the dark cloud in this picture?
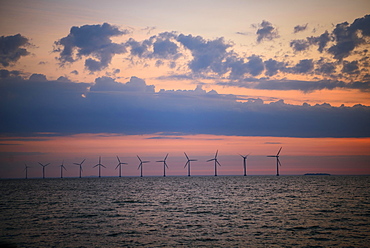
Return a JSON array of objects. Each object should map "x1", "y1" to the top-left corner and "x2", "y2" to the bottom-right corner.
[
  {"x1": 1, "y1": 76, "x2": 369, "y2": 138},
  {"x1": 0, "y1": 69, "x2": 21, "y2": 79},
  {"x1": 54, "y1": 23, "x2": 128, "y2": 72},
  {"x1": 328, "y1": 15, "x2": 370, "y2": 60},
  {"x1": 307, "y1": 31, "x2": 330, "y2": 53},
  {"x1": 264, "y1": 59, "x2": 287, "y2": 76},
  {"x1": 29, "y1": 73, "x2": 47, "y2": 81},
  {"x1": 292, "y1": 59, "x2": 314, "y2": 74},
  {"x1": 293, "y1": 24, "x2": 308, "y2": 33},
  {"x1": 90, "y1": 76, "x2": 155, "y2": 92},
  {"x1": 70, "y1": 70, "x2": 79, "y2": 75},
  {"x1": 315, "y1": 60, "x2": 336, "y2": 75},
  {"x1": 0, "y1": 34, "x2": 31, "y2": 67},
  {"x1": 290, "y1": 39, "x2": 311, "y2": 52},
  {"x1": 176, "y1": 34, "x2": 232, "y2": 74},
  {"x1": 255, "y1": 20, "x2": 279, "y2": 43},
  {"x1": 342, "y1": 60, "x2": 360, "y2": 75},
  {"x1": 218, "y1": 78, "x2": 370, "y2": 93}
]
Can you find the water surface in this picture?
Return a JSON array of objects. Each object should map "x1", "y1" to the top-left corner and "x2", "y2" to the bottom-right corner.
[{"x1": 1, "y1": 176, "x2": 369, "y2": 247}]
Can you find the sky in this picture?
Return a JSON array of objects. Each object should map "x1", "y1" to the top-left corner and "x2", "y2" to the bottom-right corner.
[{"x1": 0, "y1": 0, "x2": 369, "y2": 178}]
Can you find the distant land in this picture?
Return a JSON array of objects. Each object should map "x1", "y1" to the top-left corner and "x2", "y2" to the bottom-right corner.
[{"x1": 304, "y1": 173, "x2": 331, "y2": 176}]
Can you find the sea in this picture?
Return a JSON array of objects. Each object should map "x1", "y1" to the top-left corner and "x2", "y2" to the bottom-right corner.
[{"x1": 0, "y1": 176, "x2": 369, "y2": 247}]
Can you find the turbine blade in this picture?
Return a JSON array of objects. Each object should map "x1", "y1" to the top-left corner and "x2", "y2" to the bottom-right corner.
[
  {"x1": 184, "y1": 152, "x2": 189, "y2": 160},
  {"x1": 138, "y1": 163, "x2": 142, "y2": 169},
  {"x1": 115, "y1": 164, "x2": 120, "y2": 169},
  {"x1": 217, "y1": 161, "x2": 221, "y2": 166},
  {"x1": 207, "y1": 159, "x2": 214, "y2": 162},
  {"x1": 184, "y1": 161, "x2": 189, "y2": 168},
  {"x1": 215, "y1": 150, "x2": 218, "y2": 158},
  {"x1": 101, "y1": 164, "x2": 106, "y2": 168},
  {"x1": 93, "y1": 164, "x2": 98, "y2": 168},
  {"x1": 278, "y1": 158, "x2": 282, "y2": 166},
  {"x1": 117, "y1": 156, "x2": 121, "y2": 163},
  {"x1": 137, "y1": 155, "x2": 142, "y2": 162},
  {"x1": 73, "y1": 163, "x2": 79, "y2": 165},
  {"x1": 277, "y1": 147, "x2": 282, "y2": 156},
  {"x1": 81, "y1": 159, "x2": 86, "y2": 165},
  {"x1": 165, "y1": 153, "x2": 169, "y2": 160},
  {"x1": 38, "y1": 162, "x2": 43, "y2": 166},
  {"x1": 165, "y1": 162, "x2": 169, "y2": 168},
  {"x1": 45, "y1": 163, "x2": 50, "y2": 167}
]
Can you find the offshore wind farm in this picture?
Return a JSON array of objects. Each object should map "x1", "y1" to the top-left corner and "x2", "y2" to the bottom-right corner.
[{"x1": 16, "y1": 149, "x2": 286, "y2": 179}]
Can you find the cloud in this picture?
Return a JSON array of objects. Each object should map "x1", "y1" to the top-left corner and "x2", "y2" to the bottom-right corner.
[
  {"x1": 291, "y1": 59, "x2": 314, "y2": 74},
  {"x1": 218, "y1": 78, "x2": 370, "y2": 93},
  {"x1": 0, "y1": 34, "x2": 31, "y2": 67},
  {"x1": 54, "y1": 23, "x2": 129, "y2": 72},
  {"x1": 290, "y1": 39, "x2": 311, "y2": 52},
  {"x1": 264, "y1": 59, "x2": 287, "y2": 76},
  {"x1": 307, "y1": 31, "x2": 330, "y2": 53},
  {"x1": 342, "y1": 60, "x2": 360, "y2": 75},
  {"x1": 293, "y1": 24, "x2": 308, "y2": 33},
  {"x1": 90, "y1": 76, "x2": 155, "y2": 92},
  {"x1": 254, "y1": 20, "x2": 279, "y2": 43},
  {"x1": 1, "y1": 76, "x2": 369, "y2": 138},
  {"x1": 176, "y1": 34, "x2": 232, "y2": 74},
  {"x1": 327, "y1": 15, "x2": 370, "y2": 60},
  {"x1": 0, "y1": 69, "x2": 21, "y2": 79}
]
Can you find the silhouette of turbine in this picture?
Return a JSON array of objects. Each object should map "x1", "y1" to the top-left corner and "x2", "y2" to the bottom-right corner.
[
  {"x1": 156, "y1": 153, "x2": 169, "y2": 177},
  {"x1": 184, "y1": 152, "x2": 197, "y2": 177},
  {"x1": 59, "y1": 160, "x2": 67, "y2": 178},
  {"x1": 73, "y1": 159, "x2": 85, "y2": 178},
  {"x1": 116, "y1": 156, "x2": 128, "y2": 177},
  {"x1": 38, "y1": 162, "x2": 50, "y2": 179},
  {"x1": 24, "y1": 163, "x2": 30, "y2": 179},
  {"x1": 239, "y1": 153, "x2": 250, "y2": 176},
  {"x1": 267, "y1": 147, "x2": 282, "y2": 176},
  {"x1": 137, "y1": 155, "x2": 150, "y2": 177},
  {"x1": 93, "y1": 156, "x2": 106, "y2": 178},
  {"x1": 207, "y1": 150, "x2": 221, "y2": 176}
]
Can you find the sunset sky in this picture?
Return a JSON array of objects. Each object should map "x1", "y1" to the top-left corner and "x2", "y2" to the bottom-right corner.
[{"x1": 1, "y1": 0, "x2": 369, "y2": 178}]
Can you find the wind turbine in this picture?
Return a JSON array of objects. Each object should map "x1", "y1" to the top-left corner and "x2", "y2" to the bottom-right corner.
[
  {"x1": 59, "y1": 160, "x2": 67, "y2": 178},
  {"x1": 38, "y1": 162, "x2": 50, "y2": 179},
  {"x1": 267, "y1": 147, "x2": 282, "y2": 176},
  {"x1": 184, "y1": 152, "x2": 197, "y2": 177},
  {"x1": 116, "y1": 156, "x2": 128, "y2": 177},
  {"x1": 239, "y1": 153, "x2": 250, "y2": 176},
  {"x1": 93, "y1": 156, "x2": 106, "y2": 178},
  {"x1": 24, "y1": 163, "x2": 30, "y2": 179},
  {"x1": 207, "y1": 150, "x2": 221, "y2": 176},
  {"x1": 73, "y1": 159, "x2": 85, "y2": 178},
  {"x1": 137, "y1": 155, "x2": 150, "y2": 177},
  {"x1": 156, "y1": 153, "x2": 169, "y2": 177}
]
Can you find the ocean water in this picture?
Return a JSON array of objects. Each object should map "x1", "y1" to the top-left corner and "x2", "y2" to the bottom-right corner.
[{"x1": 0, "y1": 176, "x2": 369, "y2": 247}]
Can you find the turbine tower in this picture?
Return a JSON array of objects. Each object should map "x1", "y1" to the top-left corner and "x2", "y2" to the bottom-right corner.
[
  {"x1": 207, "y1": 150, "x2": 221, "y2": 176},
  {"x1": 24, "y1": 163, "x2": 30, "y2": 179},
  {"x1": 38, "y1": 162, "x2": 50, "y2": 179},
  {"x1": 156, "y1": 153, "x2": 169, "y2": 177},
  {"x1": 59, "y1": 160, "x2": 67, "y2": 178},
  {"x1": 116, "y1": 156, "x2": 128, "y2": 177},
  {"x1": 184, "y1": 152, "x2": 197, "y2": 177},
  {"x1": 267, "y1": 147, "x2": 282, "y2": 176},
  {"x1": 240, "y1": 153, "x2": 250, "y2": 176},
  {"x1": 93, "y1": 156, "x2": 106, "y2": 178},
  {"x1": 137, "y1": 155, "x2": 150, "y2": 177},
  {"x1": 73, "y1": 159, "x2": 85, "y2": 178}
]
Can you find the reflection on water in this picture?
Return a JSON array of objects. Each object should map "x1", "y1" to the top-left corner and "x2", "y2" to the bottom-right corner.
[{"x1": 1, "y1": 176, "x2": 369, "y2": 247}]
